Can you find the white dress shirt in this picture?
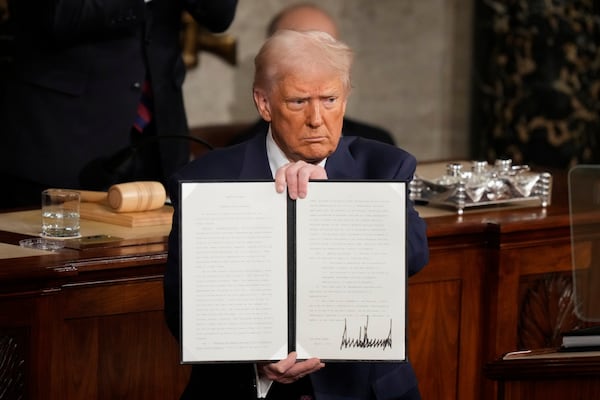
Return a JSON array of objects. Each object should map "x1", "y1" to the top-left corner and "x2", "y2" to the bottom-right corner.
[{"x1": 256, "y1": 127, "x2": 326, "y2": 398}]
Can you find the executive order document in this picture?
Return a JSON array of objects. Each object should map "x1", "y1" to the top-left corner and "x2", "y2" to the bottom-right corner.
[{"x1": 179, "y1": 180, "x2": 407, "y2": 363}]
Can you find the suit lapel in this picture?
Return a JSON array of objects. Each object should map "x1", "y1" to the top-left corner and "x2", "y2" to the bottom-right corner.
[
  {"x1": 239, "y1": 134, "x2": 273, "y2": 179},
  {"x1": 325, "y1": 137, "x2": 359, "y2": 179}
]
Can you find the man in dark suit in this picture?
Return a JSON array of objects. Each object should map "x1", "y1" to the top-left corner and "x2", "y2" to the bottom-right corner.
[
  {"x1": 231, "y1": 2, "x2": 396, "y2": 147},
  {"x1": 0, "y1": 0, "x2": 237, "y2": 209},
  {"x1": 164, "y1": 29, "x2": 429, "y2": 399}
]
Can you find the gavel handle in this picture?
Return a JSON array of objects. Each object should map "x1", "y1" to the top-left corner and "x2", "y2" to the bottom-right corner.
[{"x1": 78, "y1": 190, "x2": 108, "y2": 203}]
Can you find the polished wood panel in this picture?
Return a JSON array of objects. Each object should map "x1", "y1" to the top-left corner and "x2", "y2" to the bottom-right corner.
[
  {"x1": 409, "y1": 235, "x2": 487, "y2": 400},
  {"x1": 485, "y1": 353, "x2": 600, "y2": 399},
  {"x1": 0, "y1": 239, "x2": 191, "y2": 400}
]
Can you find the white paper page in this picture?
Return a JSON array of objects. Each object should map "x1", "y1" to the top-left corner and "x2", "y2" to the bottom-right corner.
[
  {"x1": 295, "y1": 181, "x2": 406, "y2": 360},
  {"x1": 180, "y1": 181, "x2": 288, "y2": 362}
]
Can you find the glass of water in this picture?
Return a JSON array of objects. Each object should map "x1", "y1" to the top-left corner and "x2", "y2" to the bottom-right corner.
[{"x1": 41, "y1": 189, "x2": 81, "y2": 237}]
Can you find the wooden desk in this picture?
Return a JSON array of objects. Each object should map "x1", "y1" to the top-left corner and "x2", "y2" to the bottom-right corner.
[
  {"x1": 0, "y1": 222, "x2": 190, "y2": 400},
  {"x1": 0, "y1": 169, "x2": 582, "y2": 400},
  {"x1": 402, "y1": 168, "x2": 580, "y2": 400},
  {"x1": 485, "y1": 351, "x2": 600, "y2": 399}
]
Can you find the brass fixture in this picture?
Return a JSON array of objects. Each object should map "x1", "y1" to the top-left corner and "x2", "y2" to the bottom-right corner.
[{"x1": 181, "y1": 12, "x2": 237, "y2": 69}]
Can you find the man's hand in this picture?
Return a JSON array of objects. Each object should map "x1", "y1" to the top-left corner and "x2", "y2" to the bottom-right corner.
[
  {"x1": 257, "y1": 352, "x2": 325, "y2": 384},
  {"x1": 275, "y1": 161, "x2": 327, "y2": 199}
]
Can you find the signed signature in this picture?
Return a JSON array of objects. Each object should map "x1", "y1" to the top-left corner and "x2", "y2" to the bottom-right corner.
[{"x1": 339, "y1": 316, "x2": 392, "y2": 350}]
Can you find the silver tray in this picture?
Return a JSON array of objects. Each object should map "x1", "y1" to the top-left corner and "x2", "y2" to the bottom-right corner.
[{"x1": 409, "y1": 160, "x2": 552, "y2": 215}]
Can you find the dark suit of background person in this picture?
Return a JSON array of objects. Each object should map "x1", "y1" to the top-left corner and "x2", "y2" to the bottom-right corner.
[
  {"x1": 0, "y1": 0, "x2": 237, "y2": 210},
  {"x1": 163, "y1": 133, "x2": 429, "y2": 399}
]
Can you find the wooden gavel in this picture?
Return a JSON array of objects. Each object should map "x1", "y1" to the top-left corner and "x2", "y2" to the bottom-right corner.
[{"x1": 78, "y1": 181, "x2": 166, "y2": 213}]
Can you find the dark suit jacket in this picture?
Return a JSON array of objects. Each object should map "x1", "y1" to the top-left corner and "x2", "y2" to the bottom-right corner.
[
  {"x1": 164, "y1": 133, "x2": 429, "y2": 400},
  {"x1": 0, "y1": 0, "x2": 237, "y2": 195},
  {"x1": 232, "y1": 118, "x2": 396, "y2": 146}
]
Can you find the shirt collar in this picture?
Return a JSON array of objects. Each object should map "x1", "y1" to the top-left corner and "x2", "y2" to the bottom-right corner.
[{"x1": 266, "y1": 125, "x2": 327, "y2": 177}]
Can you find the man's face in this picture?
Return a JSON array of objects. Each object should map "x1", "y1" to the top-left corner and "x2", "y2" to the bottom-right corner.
[{"x1": 254, "y1": 68, "x2": 348, "y2": 163}]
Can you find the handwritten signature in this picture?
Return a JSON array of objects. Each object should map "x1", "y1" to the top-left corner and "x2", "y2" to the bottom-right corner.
[{"x1": 339, "y1": 316, "x2": 392, "y2": 350}]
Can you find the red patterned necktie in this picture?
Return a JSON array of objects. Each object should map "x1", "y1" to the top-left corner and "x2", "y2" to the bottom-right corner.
[{"x1": 133, "y1": 79, "x2": 153, "y2": 133}]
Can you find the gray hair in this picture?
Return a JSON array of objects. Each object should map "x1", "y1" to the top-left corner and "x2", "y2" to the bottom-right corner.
[{"x1": 253, "y1": 29, "x2": 353, "y2": 94}]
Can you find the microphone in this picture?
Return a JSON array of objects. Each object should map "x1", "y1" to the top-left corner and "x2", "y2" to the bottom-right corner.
[{"x1": 79, "y1": 134, "x2": 214, "y2": 190}]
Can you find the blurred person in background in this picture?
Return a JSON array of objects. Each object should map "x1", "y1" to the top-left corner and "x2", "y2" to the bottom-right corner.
[{"x1": 0, "y1": 0, "x2": 237, "y2": 209}]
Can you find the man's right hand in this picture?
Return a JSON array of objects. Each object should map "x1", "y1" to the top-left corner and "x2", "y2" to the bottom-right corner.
[{"x1": 274, "y1": 161, "x2": 327, "y2": 199}]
